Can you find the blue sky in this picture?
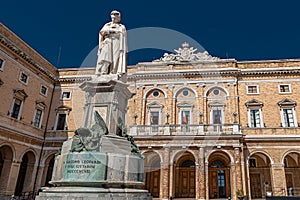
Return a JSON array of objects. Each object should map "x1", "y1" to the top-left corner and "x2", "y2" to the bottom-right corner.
[{"x1": 1, "y1": 1, "x2": 300, "y2": 68}]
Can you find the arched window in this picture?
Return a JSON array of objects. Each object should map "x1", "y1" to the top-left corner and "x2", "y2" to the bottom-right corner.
[
  {"x1": 180, "y1": 160, "x2": 195, "y2": 168},
  {"x1": 210, "y1": 160, "x2": 226, "y2": 168}
]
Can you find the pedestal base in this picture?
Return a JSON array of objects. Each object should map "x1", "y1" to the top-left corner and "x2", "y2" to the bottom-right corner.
[{"x1": 36, "y1": 187, "x2": 152, "y2": 200}]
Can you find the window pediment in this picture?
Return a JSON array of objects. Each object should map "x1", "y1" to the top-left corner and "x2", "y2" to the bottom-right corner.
[
  {"x1": 147, "y1": 102, "x2": 163, "y2": 109},
  {"x1": 245, "y1": 99, "x2": 264, "y2": 108},
  {"x1": 177, "y1": 102, "x2": 194, "y2": 108},
  {"x1": 278, "y1": 98, "x2": 296, "y2": 108},
  {"x1": 13, "y1": 88, "x2": 28, "y2": 100},
  {"x1": 209, "y1": 101, "x2": 225, "y2": 108},
  {"x1": 35, "y1": 100, "x2": 46, "y2": 110},
  {"x1": 56, "y1": 105, "x2": 72, "y2": 113}
]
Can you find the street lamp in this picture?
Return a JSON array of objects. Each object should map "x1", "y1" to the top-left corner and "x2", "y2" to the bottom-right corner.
[
  {"x1": 166, "y1": 113, "x2": 170, "y2": 124},
  {"x1": 233, "y1": 112, "x2": 237, "y2": 123},
  {"x1": 199, "y1": 112, "x2": 203, "y2": 124},
  {"x1": 134, "y1": 113, "x2": 138, "y2": 125}
]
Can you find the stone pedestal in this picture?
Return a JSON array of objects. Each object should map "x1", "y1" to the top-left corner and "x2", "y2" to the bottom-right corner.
[
  {"x1": 36, "y1": 75, "x2": 152, "y2": 200},
  {"x1": 37, "y1": 136, "x2": 151, "y2": 199},
  {"x1": 80, "y1": 77, "x2": 132, "y2": 135}
]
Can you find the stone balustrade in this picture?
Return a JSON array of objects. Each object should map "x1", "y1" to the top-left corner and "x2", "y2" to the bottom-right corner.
[{"x1": 129, "y1": 123, "x2": 241, "y2": 136}]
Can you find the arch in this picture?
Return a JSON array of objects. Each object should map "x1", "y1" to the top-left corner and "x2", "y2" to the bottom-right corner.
[
  {"x1": 171, "y1": 149, "x2": 198, "y2": 164},
  {"x1": 142, "y1": 150, "x2": 163, "y2": 164},
  {"x1": 204, "y1": 85, "x2": 229, "y2": 98},
  {"x1": 41, "y1": 151, "x2": 57, "y2": 166},
  {"x1": 0, "y1": 145, "x2": 14, "y2": 195},
  {"x1": 246, "y1": 150, "x2": 274, "y2": 165},
  {"x1": 173, "y1": 151, "x2": 196, "y2": 198},
  {"x1": 43, "y1": 154, "x2": 55, "y2": 186},
  {"x1": 281, "y1": 150, "x2": 300, "y2": 165},
  {"x1": 18, "y1": 149, "x2": 38, "y2": 166},
  {"x1": 248, "y1": 151, "x2": 273, "y2": 199},
  {"x1": 15, "y1": 151, "x2": 37, "y2": 195},
  {"x1": 207, "y1": 150, "x2": 232, "y2": 199},
  {"x1": 206, "y1": 149, "x2": 234, "y2": 165},
  {"x1": 0, "y1": 142, "x2": 16, "y2": 161},
  {"x1": 173, "y1": 85, "x2": 198, "y2": 99},
  {"x1": 282, "y1": 150, "x2": 300, "y2": 195},
  {"x1": 142, "y1": 150, "x2": 162, "y2": 198},
  {"x1": 143, "y1": 87, "x2": 168, "y2": 99}
]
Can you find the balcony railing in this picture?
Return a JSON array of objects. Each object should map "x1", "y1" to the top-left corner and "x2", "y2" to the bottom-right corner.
[{"x1": 129, "y1": 124, "x2": 241, "y2": 136}]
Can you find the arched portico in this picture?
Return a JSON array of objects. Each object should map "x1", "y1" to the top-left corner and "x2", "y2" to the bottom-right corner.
[
  {"x1": 173, "y1": 151, "x2": 196, "y2": 198},
  {"x1": 207, "y1": 151, "x2": 232, "y2": 199},
  {"x1": 283, "y1": 151, "x2": 300, "y2": 196},
  {"x1": 0, "y1": 145, "x2": 14, "y2": 195},
  {"x1": 15, "y1": 151, "x2": 36, "y2": 196},
  {"x1": 143, "y1": 151, "x2": 161, "y2": 198},
  {"x1": 248, "y1": 152, "x2": 272, "y2": 199}
]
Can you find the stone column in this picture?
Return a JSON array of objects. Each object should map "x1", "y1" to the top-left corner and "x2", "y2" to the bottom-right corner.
[
  {"x1": 35, "y1": 164, "x2": 46, "y2": 190},
  {"x1": 240, "y1": 146, "x2": 247, "y2": 195},
  {"x1": 139, "y1": 86, "x2": 145, "y2": 125},
  {"x1": 195, "y1": 151, "x2": 200, "y2": 200},
  {"x1": 169, "y1": 159, "x2": 174, "y2": 198},
  {"x1": 205, "y1": 161, "x2": 209, "y2": 200},
  {"x1": 230, "y1": 163, "x2": 237, "y2": 200},
  {"x1": 160, "y1": 147, "x2": 170, "y2": 200},
  {"x1": 234, "y1": 147, "x2": 243, "y2": 191},
  {"x1": 197, "y1": 147, "x2": 205, "y2": 200},
  {"x1": 270, "y1": 164, "x2": 287, "y2": 196},
  {"x1": 245, "y1": 160, "x2": 252, "y2": 200}
]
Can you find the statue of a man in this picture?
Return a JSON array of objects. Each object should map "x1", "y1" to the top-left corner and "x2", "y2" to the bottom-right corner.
[{"x1": 95, "y1": 10, "x2": 127, "y2": 75}]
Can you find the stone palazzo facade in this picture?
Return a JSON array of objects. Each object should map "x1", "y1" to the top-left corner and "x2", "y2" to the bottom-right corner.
[{"x1": 0, "y1": 23, "x2": 300, "y2": 200}]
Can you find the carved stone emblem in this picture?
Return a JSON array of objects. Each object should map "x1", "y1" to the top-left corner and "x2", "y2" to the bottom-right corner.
[{"x1": 154, "y1": 42, "x2": 221, "y2": 63}]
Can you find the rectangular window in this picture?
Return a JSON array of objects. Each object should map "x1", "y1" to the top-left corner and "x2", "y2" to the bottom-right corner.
[
  {"x1": 181, "y1": 110, "x2": 190, "y2": 124},
  {"x1": 61, "y1": 92, "x2": 71, "y2": 100},
  {"x1": 247, "y1": 85, "x2": 259, "y2": 94},
  {"x1": 19, "y1": 72, "x2": 29, "y2": 84},
  {"x1": 40, "y1": 86, "x2": 48, "y2": 96},
  {"x1": 279, "y1": 84, "x2": 291, "y2": 93},
  {"x1": 33, "y1": 109, "x2": 43, "y2": 128},
  {"x1": 11, "y1": 99, "x2": 22, "y2": 119},
  {"x1": 0, "y1": 58, "x2": 4, "y2": 70},
  {"x1": 283, "y1": 109, "x2": 295, "y2": 127},
  {"x1": 56, "y1": 114, "x2": 66, "y2": 130},
  {"x1": 212, "y1": 110, "x2": 221, "y2": 124},
  {"x1": 150, "y1": 111, "x2": 159, "y2": 125},
  {"x1": 250, "y1": 109, "x2": 261, "y2": 128}
]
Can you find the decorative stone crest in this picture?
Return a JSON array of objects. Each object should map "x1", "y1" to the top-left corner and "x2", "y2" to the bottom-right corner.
[{"x1": 154, "y1": 42, "x2": 220, "y2": 62}]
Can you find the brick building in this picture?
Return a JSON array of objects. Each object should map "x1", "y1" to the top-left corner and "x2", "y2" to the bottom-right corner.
[
  {"x1": 0, "y1": 23, "x2": 300, "y2": 200},
  {"x1": 0, "y1": 23, "x2": 66, "y2": 198}
]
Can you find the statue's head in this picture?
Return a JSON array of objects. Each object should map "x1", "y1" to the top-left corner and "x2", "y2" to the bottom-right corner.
[{"x1": 110, "y1": 10, "x2": 121, "y2": 23}]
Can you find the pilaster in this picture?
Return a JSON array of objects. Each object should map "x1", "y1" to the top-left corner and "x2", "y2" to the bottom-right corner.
[
  {"x1": 160, "y1": 147, "x2": 170, "y2": 200},
  {"x1": 197, "y1": 147, "x2": 205, "y2": 200},
  {"x1": 6, "y1": 160, "x2": 21, "y2": 195},
  {"x1": 270, "y1": 164, "x2": 287, "y2": 196}
]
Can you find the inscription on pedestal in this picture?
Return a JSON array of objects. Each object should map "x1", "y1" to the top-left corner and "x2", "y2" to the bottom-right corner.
[{"x1": 63, "y1": 152, "x2": 107, "y2": 181}]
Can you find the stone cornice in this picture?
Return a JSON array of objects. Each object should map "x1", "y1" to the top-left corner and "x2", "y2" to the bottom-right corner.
[
  {"x1": 240, "y1": 67, "x2": 300, "y2": 76},
  {"x1": 0, "y1": 31, "x2": 57, "y2": 81},
  {"x1": 58, "y1": 76, "x2": 92, "y2": 84},
  {"x1": 128, "y1": 68, "x2": 239, "y2": 81},
  {"x1": 128, "y1": 67, "x2": 300, "y2": 81},
  {"x1": 244, "y1": 135, "x2": 300, "y2": 141}
]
